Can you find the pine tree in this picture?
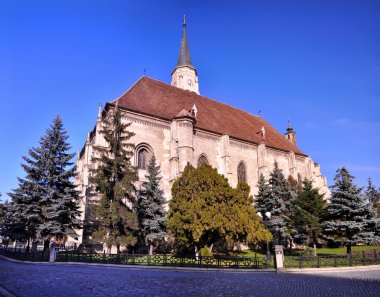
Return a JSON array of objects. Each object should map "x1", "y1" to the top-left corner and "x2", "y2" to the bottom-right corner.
[
  {"x1": 288, "y1": 175, "x2": 302, "y2": 194},
  {"x1": 6, "y1": 116, "x2": 81, "y2": 248},
  {"x1": 291, "y1": 179, "x2": 326, "y2": 250},
  {"x1": 323, "y1": 168, "x2": 378, "y2": 246},
  {"x1": 254, "y1": 173, "x2": 272, "y2": 217},
  {"x1": 137, "y1": 155, "x2": 167, "y2": 255},
  {"x1": 365, "y1": 178, "x2": 380, "y2": 217},
  {"x1": 266, "y1": 161, "x2": 295, "y2": 246},
  {"x1": 90, "y1": 105, "x2": 139, "y2": 253}
]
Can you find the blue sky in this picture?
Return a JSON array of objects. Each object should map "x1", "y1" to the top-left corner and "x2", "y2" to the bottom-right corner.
[{"x1": 0, "y1": 0, "x2": 379, "y2": 201}]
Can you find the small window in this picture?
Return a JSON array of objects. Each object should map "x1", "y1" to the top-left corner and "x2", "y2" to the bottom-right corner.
[
  {"x1": 197, "y1": 155, "x2": 209, "y2": 167},
  {"x1": 237, "y1": 162, "x2": 247, "y2": 183},
  {"x1": 138, "y1": 149, "x2": 149, "y2": 170}
]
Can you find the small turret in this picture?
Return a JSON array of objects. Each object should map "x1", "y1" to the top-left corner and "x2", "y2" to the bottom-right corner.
[
  {"x1": 285, "y1": 120, "x2": 296, "y2": 145},
  {"x1": 97, "y1": 103, "x2": 102, "y2": 121}
]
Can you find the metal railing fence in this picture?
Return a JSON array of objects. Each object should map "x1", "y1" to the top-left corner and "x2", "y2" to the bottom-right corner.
[
  {"x1": 285, "y1": 251, "x2": 380, "y2": 269},
  {"x1": 0, "y1": 247, "x2": 271, "y2": 269}
]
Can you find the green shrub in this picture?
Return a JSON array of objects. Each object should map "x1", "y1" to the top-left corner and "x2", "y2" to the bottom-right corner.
[
  {"x1": 300, "y1": 247, "x2": 314, "y2": 257},
  {"x1": 200, "y1": 246, "x2": 213, "y2": 257}
]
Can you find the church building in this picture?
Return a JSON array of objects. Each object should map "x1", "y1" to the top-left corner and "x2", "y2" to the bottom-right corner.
[{"x1": 75, "y1": 17, "x2": 328, "y2": 244}]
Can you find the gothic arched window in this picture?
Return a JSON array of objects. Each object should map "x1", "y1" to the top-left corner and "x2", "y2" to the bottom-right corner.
[
  {"x1": 197, "y1": 155, "x2": 209, "y2": 167},
  {"x1": 138, "y1": 149, "x2": 149, "y2": 170},
  {"x1": 136, "y1": 143, "x2": 153, "y2": 170},
  {"x1": 237, "y1": 162, "x2": 247, "y2": 183}
]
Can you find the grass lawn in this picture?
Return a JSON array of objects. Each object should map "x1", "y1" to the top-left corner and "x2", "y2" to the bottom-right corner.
[
  {"x1": 235, "y1": 245, "x2": 380, "y2": 257},
  {"x1": 316, "y1": 245, "x2": 380, "y2": 255}
]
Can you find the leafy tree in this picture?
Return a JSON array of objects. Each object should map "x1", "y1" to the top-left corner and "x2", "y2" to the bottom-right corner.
[
  {"x1": 232, "y1": 182, "x2": 272, "y2": 246},
  {"x1": 365, "y1": 178, "x2": 380, "y2": 217},
  {"x1": 7, "y1": 116, "x2": 81, "y2": 248},
  {"x1": 291, "y1": 179, "x2": 326, "y2": 253},
  {"x1": 323, "y1": 168, "x2": 378, "y2": 246},
  {"x1": 90, "y1": 105, "x2": 139, "y2": 253},
  {"x1": 262, "y1": 161, "x2": 295, "y2": 246},
  {"x1": 168, "y1": 163, "x2": 270, "y2": 256},
  {"x1": 137, "y1": 155, "x2": 167, "y2": 255}
]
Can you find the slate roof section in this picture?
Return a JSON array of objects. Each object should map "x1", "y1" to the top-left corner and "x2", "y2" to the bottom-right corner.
[{"x1": 110, "y1": 76, "x2": 306, "y2": 156}]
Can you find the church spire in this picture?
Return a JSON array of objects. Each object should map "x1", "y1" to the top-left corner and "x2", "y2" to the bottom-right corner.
[
  {"x1": 285, "y1": 119, "x2": 297, "y2": 146},
  {"x1": 171, "y1": 15, "x2": 199, "y2": 94},
  {"x1": 177, "y1": 15, "x2": 193, "y2": 68}
]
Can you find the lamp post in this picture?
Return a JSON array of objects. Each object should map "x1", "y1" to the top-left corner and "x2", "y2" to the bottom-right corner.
[{"x1": 258, "y1": 211, "x2": 272, "y2": 261}]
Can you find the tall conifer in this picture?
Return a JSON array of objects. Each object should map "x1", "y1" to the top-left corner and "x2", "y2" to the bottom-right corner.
[
  {"x1": 90, "y1": 105, "x2": 138, "y2": 253},
  {"x1": 365, "y1": 178, "x2": 380, "y2": 217},
  {"x1": 137, "y1": 155, "x2": 167, "y2": 255},
  {"x1": 266, "y1": 161, "x2": 295, "y2": 246},
  {"x1": 323, "y1": 168, "x2": 378, "y2": 246},
  {"x1": 291, "y1": 179, "x2": 326, "y2": 250},
  {"x1": 254, "y1": 173, "x2": 271, "y2": 217},
  {"x1": 7, "y1": 116, "x2": 81, "y2": 248}
]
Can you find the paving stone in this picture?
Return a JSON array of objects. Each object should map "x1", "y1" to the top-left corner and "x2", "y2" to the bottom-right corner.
[{"x1": 0, "y1": 259, "x2": 379, "y2": 297}]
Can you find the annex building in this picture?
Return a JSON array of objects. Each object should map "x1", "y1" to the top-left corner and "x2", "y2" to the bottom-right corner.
[{"x1": 75, "y1": 18, "x2": 328, "y2": 245}]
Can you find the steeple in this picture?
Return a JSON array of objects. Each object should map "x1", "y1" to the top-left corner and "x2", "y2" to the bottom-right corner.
[
  {"x1": 171, "y1": 15, "x2": 199, "y2": 94},
  {"x1": 177, "y1": 15, "x2": 193, "y2": 68},
  {"x1": 285, "y1": 119, "x2": 297, "y2": 145}
]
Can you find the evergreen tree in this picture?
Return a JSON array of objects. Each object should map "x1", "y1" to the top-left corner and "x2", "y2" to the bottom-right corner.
[
  {"x1": 7, "y1": 116, "x2": 81, "y2": 248},
  {"x1": 365, "y1": 178, "x2": 380, "y2": 217},
  {"x1": 266, "y1": 161, "x2": 295, "y2": 246},
  {"x1": 168, "y1": 163, "x2": 270, "y2": 256},
  {"x1": 254, "y1": 173, "x2": 271, "y2": 217},
  {"x1": 288, "y1": 175, "x2": 302, "y2": 194},
  {"x1": 291, "y1": 179, "x2": 326, "y2": 250},
  {"x1": 90, "y1": 105, "x2": 139, "y2": 253},
  {"x1": 323, "y1": 168, "x2": 378, "y2": 246},
  {"x1": 137, "y1": 155, "x2": 167, "y2": 255}
]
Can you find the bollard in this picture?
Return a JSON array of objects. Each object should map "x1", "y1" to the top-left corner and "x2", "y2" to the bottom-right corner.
[
  {"x1": 49, "y1": 240, "x2": 56, "y2": 263},
  {"x1": 275, "y1": 245, "x2": 284, "y2": 269}
]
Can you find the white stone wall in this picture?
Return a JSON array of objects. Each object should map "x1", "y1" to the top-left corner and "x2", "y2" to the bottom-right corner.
[
  {"x1": 75, "y1": 107, "x2": 329, "y2": 244},
  {"x1": 171, "y1": 66, "x2": 199, "y2": 94}
]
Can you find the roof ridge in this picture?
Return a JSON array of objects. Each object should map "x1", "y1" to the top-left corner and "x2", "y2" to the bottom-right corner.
[
  {"x1": 111, "y1": 76, "x2": 305, "y2": 156},
  {"x1": 112, "y1": 76, "x2": 147, "y2": 103},
  {"x1": 143, "y1": 76, "x2": 262, "y2": 119}
]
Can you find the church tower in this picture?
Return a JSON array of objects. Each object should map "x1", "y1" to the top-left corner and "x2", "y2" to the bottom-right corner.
[
  {"x1": 285, "y1": 120, "x2": 297, "y2": 145},
  {"x1": 171, "y1": 15, "x2": 199, "y2": 94}
]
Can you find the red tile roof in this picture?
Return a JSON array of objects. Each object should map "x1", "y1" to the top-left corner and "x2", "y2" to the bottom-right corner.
[{"x1": 109, "y1": 76, "x2": 306, "y2": 156}]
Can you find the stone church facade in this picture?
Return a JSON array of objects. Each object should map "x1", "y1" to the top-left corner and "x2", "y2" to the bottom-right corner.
[{"x1": 75, "y1": 17, "x2": 328, "y2": 245}]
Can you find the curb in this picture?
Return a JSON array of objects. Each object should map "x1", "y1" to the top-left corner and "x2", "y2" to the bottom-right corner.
[
  {"x1": 0, "y1": 285, "x2": 16, "y2": 297},
  {"x1": 285, "y1": 265, "x2": 380, "y2": 274}
]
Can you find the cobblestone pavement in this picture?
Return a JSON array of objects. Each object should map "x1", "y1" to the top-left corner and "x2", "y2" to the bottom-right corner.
[{"x1": 0, "y1": 259, "x2": 379, "y2": 297}]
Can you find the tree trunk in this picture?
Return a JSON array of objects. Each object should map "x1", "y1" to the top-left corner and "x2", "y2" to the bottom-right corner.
[
  {"x1": 207, "y1": 243, "x2": 214, "y2": 253},
  {"x1": 43, "y1": 239, "x2": 50, "y2": 251},
  {"x1": 313, "y1": 243, "x2": 317, "y2": 257},
  {"x1": 149, "y1": 244, "x2": 154, "y2": 256},
  {"x1": 25, "y1": 238, "x2": 30, "y2": 253}
]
